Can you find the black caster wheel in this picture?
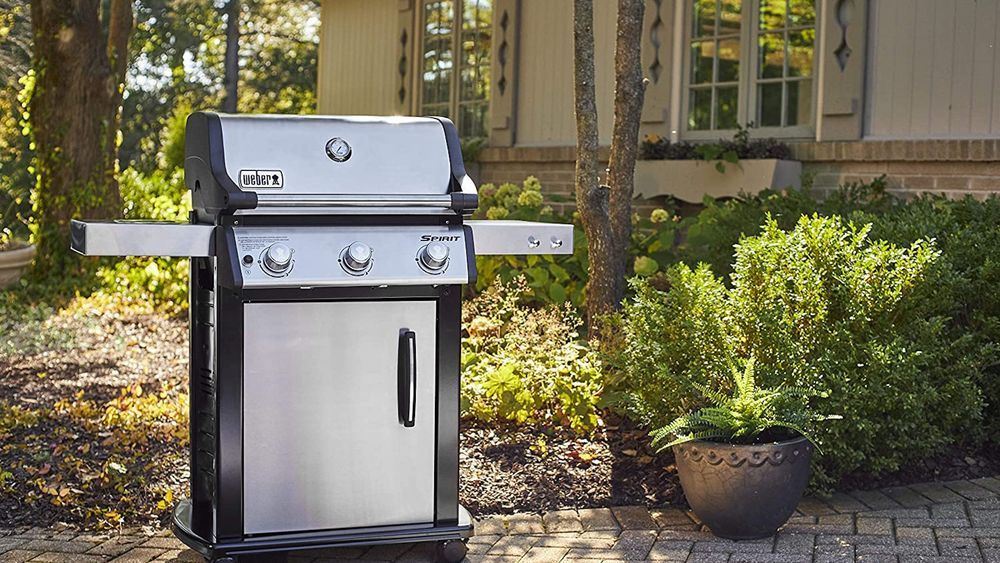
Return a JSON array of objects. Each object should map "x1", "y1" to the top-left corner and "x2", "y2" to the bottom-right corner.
[
  {"x1": 436, "y1": 539, "x2": 468, "y2": 563},
  {"x1": 208, "y1": 558, "x2": 236, "y2": 563}
]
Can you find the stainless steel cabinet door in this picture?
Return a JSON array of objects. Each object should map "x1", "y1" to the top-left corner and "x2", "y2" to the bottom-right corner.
[{"x1": 242, "y1": 301, "x2": 437, "y2": 535}]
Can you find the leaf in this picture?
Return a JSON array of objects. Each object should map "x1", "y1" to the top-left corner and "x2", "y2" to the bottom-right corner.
[
  {"x1": 549, "y1": 282, "x2": 567, "y2": 303},
  {"x1": 634, "y1": 256, "x2": 659, "y2": 276}
]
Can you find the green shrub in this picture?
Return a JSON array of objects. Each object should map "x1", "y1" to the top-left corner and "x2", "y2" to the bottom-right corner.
[
  {"x1": 461, "y1": 277, "x2": 604, "y2": 433},
  {"x1": 673, "y1": 176, "x2": 894, "y2": 279},
  {"x1": 617, "y1": 215, "x2": 984, "y2": 487},
  {"x1": 94, "y1": 168, "x2": 191, "y2": 316}
]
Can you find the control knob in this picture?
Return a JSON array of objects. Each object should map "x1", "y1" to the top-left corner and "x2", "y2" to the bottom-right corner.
[
  {"x1": 341, "y1": 242, "x2": 373, "y2": 274},
  {"x1": 262, "y1": 243, "x2": 293, "y2": 275},
  {"x1": 418, "y1": 241, "x2": 450, "y2": 273}
]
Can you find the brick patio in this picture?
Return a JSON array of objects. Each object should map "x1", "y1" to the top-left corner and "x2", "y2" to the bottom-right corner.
[{"x1": 2, "y1": 476, "x2": 998, "y2": 562}]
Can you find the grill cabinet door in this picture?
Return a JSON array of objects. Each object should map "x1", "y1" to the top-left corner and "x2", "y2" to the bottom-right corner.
[{"x1": 242, "y1": 300, "x2": 437, "y2": 535}]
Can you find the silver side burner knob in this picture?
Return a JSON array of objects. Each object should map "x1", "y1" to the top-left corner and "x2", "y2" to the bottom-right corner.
[
  {"x1": 262, "y1": 243, "x2": 293, "y2": 274},
  {"x1": 419, "y1": 241, "x2": 450, "y2": 273},
  {"x1": 341, "y1": 242, "x2": 373, "y2": 273}
]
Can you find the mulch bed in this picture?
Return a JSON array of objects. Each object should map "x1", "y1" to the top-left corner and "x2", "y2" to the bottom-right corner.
[{"x1": 1, "y1": 306, "x2": 997, "y2": 529}]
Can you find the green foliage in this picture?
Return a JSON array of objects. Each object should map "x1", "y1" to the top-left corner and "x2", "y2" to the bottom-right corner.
[
  {"x1": 651, "y1": 357, "x2": 839, "y2": 449},
  {"x1": 461, "y1": 277, "x2": 604, "y2": 433},
  {"x1": 473, "y1": 176, "x2": 589, "y2": 307},
  {"x1": 473, "y1": 176, "x2": 682, "y2": 308},
  {"x1": 616, "y1": 215, "x2": 984, "y2": 487},
  {"x1": 0, "y1": 71, "x2": 34, "y2": 244},
  {"x1": 123, "y1": 0, "x2": 320, "y2": 171},
  {"x1": 94, "y1": 169, "x2": 191, "y2": 316}
]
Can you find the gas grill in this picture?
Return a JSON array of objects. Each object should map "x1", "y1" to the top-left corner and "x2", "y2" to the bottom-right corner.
[{"x1": 70, "y1": 112, "x2": 572, "y2": 563}]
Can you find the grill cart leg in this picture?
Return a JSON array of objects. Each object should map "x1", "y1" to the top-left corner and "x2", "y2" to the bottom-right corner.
[{"x1": 436, "y1": 539, "x2": 468, "y2": 563}]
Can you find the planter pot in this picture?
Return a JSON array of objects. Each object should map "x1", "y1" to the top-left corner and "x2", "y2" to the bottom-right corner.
[
  {"x1": 0, "y1": 243, "x2": 36, "y2": 289},
  {"x1": 673, "y1": 436, "x2": 813, "y2": 540},
  {"x1": 635, "y1": 159, "x2": 802, "y2": 203}
]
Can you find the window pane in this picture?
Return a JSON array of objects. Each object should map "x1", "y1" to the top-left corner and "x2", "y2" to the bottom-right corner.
[
  {"x1": 692, "y1": 0, "x2": 716, "y2": 37},
  {"x1": 758, "y1": 32, "x2": 784, "y2": 78},
  {"x1": 459, "y1": 102, "x2": 488, "y2": 137},
  {"x1": 716, "y1": 86, "x2": 738, "y2": 129},
  {"x1": 690, "y1": 41, "x2": 714, "y2": 84},
  {"x1": 717, "y1": 38, "x2": 740, "y2": 82},
  {"x1": 757, "y1": 82, "x2": 783, "y2": 126},
  {"x1": 462, "y1": 0, "x2": 491, "y2": 31},
  {"x1": 758, "y1": 0, "x2": 785, "y2": 29},
  {"x1": 422, "y1": 1, "x2": 454, "y2": 115},
  {"x1": 786, "y1": 79, "x2": 812, "y2": 125},
  {"x1": 787, "y1": 28, "x2": 814, "y2": 77},
  {"x1": 788, "y1": 0, "x2": 815, "y2": 26},
  {"x1": 718, "y1": 0, "x2": 741, "y2": 36},
  {"x1": 689, "y1": 88, "x2": 712, "y2": 130}
]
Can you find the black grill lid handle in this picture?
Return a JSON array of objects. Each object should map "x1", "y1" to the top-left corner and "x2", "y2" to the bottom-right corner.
[{"x1": 398, "y1": 329, "x2": 417, "y2": 428}]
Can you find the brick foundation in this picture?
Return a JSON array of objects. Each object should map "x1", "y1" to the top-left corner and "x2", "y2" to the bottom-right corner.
[{"x1": 475, "y1": 140, "x2": 1000, "y2": 211}]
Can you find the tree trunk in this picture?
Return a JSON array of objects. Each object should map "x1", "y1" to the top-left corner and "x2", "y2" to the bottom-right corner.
[
  {"x1": 606, "y1": 0, "x2": 646, "y2": 298},
  {"x1": 29, "y1": 0, "x2": 133, "y2": 277},
  {"x1": 572, "y1": 0, "x2": 616, "y2": 330},
  {"x1": 222, "y1": 0, "x2": 241, "y2": 113}
]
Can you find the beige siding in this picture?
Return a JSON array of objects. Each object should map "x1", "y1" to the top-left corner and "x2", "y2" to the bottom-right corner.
[
  {"x1": 317, "y1": 0, "x2": 399, "y2": 115},
  {"x1": 515, "y1": 0, "x2": 617, "y2": 146},
  {"x1": 866, "y1": 0, "x2": 1000, "y2": 139}
]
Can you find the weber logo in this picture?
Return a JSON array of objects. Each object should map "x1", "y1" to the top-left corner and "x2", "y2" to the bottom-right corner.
[
  {"x1": 420, "y1": 235, "x2": 461, "y2": 242},
  {"x1": 239, "y1": 169, "x2": 284, "y2": 189}
]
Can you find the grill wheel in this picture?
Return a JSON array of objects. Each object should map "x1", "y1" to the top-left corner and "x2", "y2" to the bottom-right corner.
[{"x1": 436, "y1": 539, "x2": 469, "y2": 563}]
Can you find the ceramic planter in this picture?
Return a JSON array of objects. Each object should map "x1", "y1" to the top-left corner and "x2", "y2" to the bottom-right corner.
[
  {"x1": 0, "y1": 243, "x2": 36, "y2": 288},
  {"x1": 635, "y1": 159, "x2": 802, "y2": 203},
  {"x1": 673, "y1": 436, "x2": 813, "y2": 540}
]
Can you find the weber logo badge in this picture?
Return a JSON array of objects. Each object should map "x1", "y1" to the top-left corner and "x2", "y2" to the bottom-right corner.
[{"x1": 239, "y1": 169, "x2": 284, "y2": 189}]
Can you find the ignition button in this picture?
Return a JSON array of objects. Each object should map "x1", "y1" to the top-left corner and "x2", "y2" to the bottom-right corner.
[{"x1": 242, "y1": 254, "x2": 254, "y2": 266}]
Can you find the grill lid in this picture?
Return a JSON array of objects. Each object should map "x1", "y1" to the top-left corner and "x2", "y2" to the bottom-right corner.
[{"x1": 185, "y1": 112, "x2": 477, "y2": 219}]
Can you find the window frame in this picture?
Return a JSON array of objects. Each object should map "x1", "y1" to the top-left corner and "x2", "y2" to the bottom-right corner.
[
  {"x1": 680, "y1": 0, "x2": 819, "y2": 140},
  {"x1": 415, "y1": 0, "x2": 491, "y2": 138}
]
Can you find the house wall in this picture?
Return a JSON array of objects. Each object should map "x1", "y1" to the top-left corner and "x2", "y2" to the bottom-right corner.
[
  {"x1": 316, "y1": 0, "x2": 1000, "y2": 206},
  {"x1": 865, "y1": 0, "x2": 1000, "y2": 139},
  {"x1": 317, "y1": 0, "x2": 399, "y2": 115},
  {"x1": 515, "y1": 0, "x2": 618, "y2": 146}
]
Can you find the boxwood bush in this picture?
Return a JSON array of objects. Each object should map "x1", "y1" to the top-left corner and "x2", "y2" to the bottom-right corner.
[{"x1": 615, "y1": 215, "x2": 985, "y2": 487}]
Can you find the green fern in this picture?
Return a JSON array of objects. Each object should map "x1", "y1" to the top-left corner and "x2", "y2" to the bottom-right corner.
[{"x1": 651, "y1": 356, "x2": 841, "y2": 451}]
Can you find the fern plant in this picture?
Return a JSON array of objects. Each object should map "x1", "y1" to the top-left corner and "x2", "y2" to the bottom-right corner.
[{"x1": 650, "y1": 357, "x2": 840, "y2": 450}]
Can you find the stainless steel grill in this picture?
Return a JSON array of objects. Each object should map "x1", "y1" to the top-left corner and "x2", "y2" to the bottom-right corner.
[{"x1": 70, "y1": 112, "x2": 572, "y2": 563}]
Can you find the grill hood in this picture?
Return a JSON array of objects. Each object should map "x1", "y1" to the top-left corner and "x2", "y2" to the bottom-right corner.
[{"x1": 184, "y1": 112, "x2": 478, "y2": 220}]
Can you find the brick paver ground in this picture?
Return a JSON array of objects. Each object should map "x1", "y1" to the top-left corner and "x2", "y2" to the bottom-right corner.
[{"x1": 2, "y1": 476, "x2": 998, "y2": 562}]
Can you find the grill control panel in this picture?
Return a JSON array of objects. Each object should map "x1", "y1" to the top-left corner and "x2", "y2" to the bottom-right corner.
[{"x1": 232, "y1": 225, "x2": 469, "y2": 288}]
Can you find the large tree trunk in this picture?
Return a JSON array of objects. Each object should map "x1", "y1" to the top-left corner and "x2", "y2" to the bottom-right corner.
[
  {"x1": 606, "y1": 0, "x2": 646, "y2": 296},
  {"x1": 29, "y1": 0, "x2": 133, "y2": 277},
  {"x1": 573, "y1": 0, "x2": 616, "y2": 330},
  {"x1": 222, "y1": 0, "x2": 241, "y2": 113}
]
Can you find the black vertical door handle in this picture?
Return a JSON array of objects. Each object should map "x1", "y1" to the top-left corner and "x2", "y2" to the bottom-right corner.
[{"x1": 398, "y1": 329, "x2": 417, "y2": 427}]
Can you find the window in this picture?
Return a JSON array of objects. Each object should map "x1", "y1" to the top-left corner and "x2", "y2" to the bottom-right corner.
[
  {"x1": 685, "y1": 0, "x2": 816, "y2": 135},
  {"x1": 419, "y1": 0, "x2": 492, "y2": 138}
]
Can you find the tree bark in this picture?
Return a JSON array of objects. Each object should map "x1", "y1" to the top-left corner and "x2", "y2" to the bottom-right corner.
[
  {"x1": 574, "y1": 0, "x2": 646, "y2": 335},
  {"x1": 573, "y1": 0, "x2": 617, "y2": 330},
  {"x1": 606, "y1": 0, "x2": 646, "y2": 298},
  {"x1": 29, "y1": 0, "x2": 133, "y2": 276},
  {"x1": 222, "y1": 0, "x2": 241, "y2": 113}
]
